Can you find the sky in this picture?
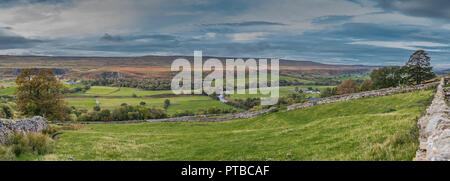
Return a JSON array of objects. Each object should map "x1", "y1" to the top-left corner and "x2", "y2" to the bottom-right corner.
[{"x1": 0, "y1": 0, "x2": 449, "y2": 69}]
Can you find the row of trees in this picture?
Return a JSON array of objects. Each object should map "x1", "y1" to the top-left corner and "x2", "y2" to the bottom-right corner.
[
  {"x1": 320, "y1": 50, "x2": 436, "y2": 97},
  {"x1": 84, "y1": 78, "x2": 172, "y2": 90},
  {"x1": 173, "y1": 106, "x2": 239, "y2": 117},
  {"x1": 371, "y1": 50, "x2": 435, "y2": 88},
  {"x1": 76, "y1": 105, "x2": 168, "y2": 122},
  {"x1": 320, "y1": 79, "x2": 372, "y2": 97}
]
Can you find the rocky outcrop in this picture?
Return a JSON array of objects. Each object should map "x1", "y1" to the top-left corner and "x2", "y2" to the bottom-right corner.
[
  {"x1": 0, "y1": 116, "x2": 48, "y2": 144},
  {"x1": 287, "y1": 82, "x2": 438, "y2": 111},
  {"x1": 415, "y1": 77, "x2": 450, "y2": 161}
]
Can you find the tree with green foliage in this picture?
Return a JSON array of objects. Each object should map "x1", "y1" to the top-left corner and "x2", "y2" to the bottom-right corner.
[
  {"x1": 370, "y1": 66, "x2": 404, "y2": 89},
  {"x1": 163, "y1": 99, "x2": 170, "y2": 110},
  {"x1": 0, "y1": 104, "x2": 13, "y2": 119},
  {"x1": 15, "y1": 68, "x2": 68, "y2": 120},
  {"x1": 402, "y1": 50, "x2": 435, "y2": 85},
  {"x1": 359, "y1": 79, "x2": 374, "y2": 92},
  {"x1": 93, "y1": 105, "x2": 101, "y2": 112},
  {"x1": 320, "y1": 87, "x2": 337, "y2": 98}
]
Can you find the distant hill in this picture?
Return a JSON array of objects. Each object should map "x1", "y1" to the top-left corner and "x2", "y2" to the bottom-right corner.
[{"x1": 0, "y1": 55, "x2": 374, "y2": 80}]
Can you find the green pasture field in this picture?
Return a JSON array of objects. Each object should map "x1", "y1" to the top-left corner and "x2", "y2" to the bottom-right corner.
[
  {"x1": 23, "y1": 90, "x2": 433, "y2": 161},
  {"x1": 0, "y1": 86, "x2": 16, "y2": 96},
  {"x1": 66, "y1": 96, "x2": 236, "y2": 114},
  {"x1": 67, "y1": 86, "x2": 173, "y2": 97},
  {"x1": 226, "y1": 85, "x2": 333, "y2": 99}
]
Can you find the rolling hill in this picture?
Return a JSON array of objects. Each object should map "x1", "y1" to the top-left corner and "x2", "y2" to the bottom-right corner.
[{"x1": 0, "y1": 55, "x2": 374, "y2": 80}]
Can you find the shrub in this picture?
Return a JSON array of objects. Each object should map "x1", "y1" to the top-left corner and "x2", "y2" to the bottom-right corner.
[
  {"x1": 68, "y1": 113, "x2": 78, "y2": 121},
  {"x1": 0, "y1": 104, "x2": 13, "y2": 119},
  {"x1": 41, "y1": 126, "x2": 60, "y2": 136},
  {"x1": 173, "y1": 110, "x2": 195, "y2": 117},
  {"x1": 196, "y1": 109, "x2": 207, "y2": 115},
  {"x1": 164, "y1": 99, "x2": 170, "y2": 110},
  {"x1": 359, "y1": 79, "x2": 374, "y2": 92},
  {"x1": 0, "y1": 146, "x2": 15, "y2": 161},
  {"x1": 93, "y1": 105, "x2": 101, "y2": 111},
  {"x1": 207, "y1": 106, "x2": 220, "y2": 114},
  {"x1": 6, "y1": 132, "x2": 54, "y2": 156},
  {"x1": 249, "y1": 105, "x2": 263, "y2": 112},
  {"x1": 320, "y1": 87, "x2": 337, "y2": 98}
]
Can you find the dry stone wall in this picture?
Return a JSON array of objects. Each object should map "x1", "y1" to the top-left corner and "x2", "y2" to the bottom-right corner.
[
  {"x1": 0, "y1": 116, "x2": 48, "y2": 144},
  {"x1": 147, "y1": 107, "x2": 276, "y2": 123},
  {"x1": 444, "y1": 87, "x2": 450, "y2": 103},
  {"x1": 68, "y1": 107, "x2": 277, "y2": 124},
  {"x1": 287, "y1": 82, "x2": 438, "y2": 111},
  {"x1": 415, "y1": 77, "x2": 450, "y2": 161}
]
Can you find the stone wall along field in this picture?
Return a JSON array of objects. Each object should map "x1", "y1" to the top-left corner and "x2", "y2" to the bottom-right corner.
[
  {"x1": 0, "y1": 116, "x2": 48, "y2": 144},
  {"x1": 65, "y1": 107, "x2": 277, "y2": 124},
  {"x1": 415, "y1": 77, "x2": 450, "y2": 161},
  {"x1": 287, "y1": 82, "x2": 438, "y2": 111}
]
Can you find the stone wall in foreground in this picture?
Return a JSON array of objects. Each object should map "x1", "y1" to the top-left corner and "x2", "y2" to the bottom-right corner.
[
  {"x1": 0, "y1": 116, "x2": 48, "y2": 144},
  {"x1": 415, "y1": 77, "x2": 450, "y2": 161},
  {"x1": 287, "y1": 82, "x2": 438, "y2": 111}
]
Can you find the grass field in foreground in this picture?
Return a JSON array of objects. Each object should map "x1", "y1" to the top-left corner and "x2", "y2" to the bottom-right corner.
[{"x1": 27, "y1": 90, "x2": 433, "y2": 161}]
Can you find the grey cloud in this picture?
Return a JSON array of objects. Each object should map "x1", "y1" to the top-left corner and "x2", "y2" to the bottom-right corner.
[
  {"x1": 375, "y1": 0, "x2": 450, "y2": 20},
  {"x1": 131, "y1": 34, "x2": 177, "y2": 41},
  {"x1": 100, "y1": 33, "x2": 178, "y2": 42},
  {"x1": 312, "y1": 15, "x2": 353, "y2": 24},
  {"x1": 0, "y1": 0, "x2": 69, "y2": 4},
  {"x1": 100, "y1": 33, "x2": 123, "y2": 42},
  {"x1": 202, "y1": 21, "x2": 286, "y2": 27},
  {"x1": 0, "y1": 34, "x2": 43, "y2": 49}
]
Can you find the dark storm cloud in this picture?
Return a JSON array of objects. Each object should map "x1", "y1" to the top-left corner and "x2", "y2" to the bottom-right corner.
[
  {"x1": 100, "y1": 33, "x2": 178, "y2": 43},
  {"x1": 100, "y1": 33, "x2": 123, "y2": 42},
  {"x1": 375, "y1": 0, "x2": 450, "y2": 20},
  {"x1": 0, "y1": 34, "x2": 43, "y2": 49}
]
